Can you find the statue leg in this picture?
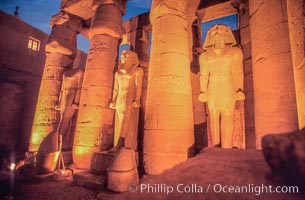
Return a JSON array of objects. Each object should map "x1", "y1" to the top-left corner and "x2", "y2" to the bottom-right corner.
[
  {"x1": 108, "y1": 106, "x2": 131, "y2": 153},
  {"x1": 209, "y1": 109, "x2": 221, "y2": 146},
  {"x1": 108, "y1": 112, "x2": 124, "y2": 153},
  {"x1": 58, "y1": 117, "x2": 72, "y2": 149},
  {"x1": 221, "y1": 108, "x2": 234, "y2": 148}
]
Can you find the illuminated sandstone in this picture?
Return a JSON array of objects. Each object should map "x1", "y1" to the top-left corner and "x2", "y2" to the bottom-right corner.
[
  {"x1": 36, "y1": 68, "x2": 84, "y2": 173},
  {"x1": 186, "y1": 2, "x2": 207, "y2": 152},
  {"x1": 30, "y1": 12, "x2": 81, "y2": 151},
  {"x1": 143, "y1": 0, "x2": 195, "y2": 175},
  {"x1": 107, "y1": 50, "x2": 143, "y2": 191},
  {"x1": 73, "y1": 0, "x2": 126, "y2": 169},
  {"x1": 249, "y1": 0, "x2": 299, "y2": 148},
  {"x1": 109, "y1": 50, "x2": 143, "y2": 152},
  {"x1": 232, "y1": 0, "x2": 254, "y2": 149},
  {"x1": 107, "y1": 147, "x2": 139, "y2": 192},
  {"x1": 55, "y1": 68, "x2": 84, "y2": 149},
  {"x1": 199, "y1": 24, "x2": 244, "y2": 148},
  {"x1": 286, "y1": 0, "x2": 305, "y2": 130}
]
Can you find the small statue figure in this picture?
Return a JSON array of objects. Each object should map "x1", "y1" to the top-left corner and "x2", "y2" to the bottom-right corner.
[
  {"x1": 55, "y1": 68, "x2": 84, "y2": 149},
  {"x1": 199, "y1": 24, "x2": 245, "y2": 148},
  {"x1": 108, "y1": 49, "x2": 144, "y2": 153},
  {"x1": 107, "y1": 50, "x2": 143, "y2": 192}
]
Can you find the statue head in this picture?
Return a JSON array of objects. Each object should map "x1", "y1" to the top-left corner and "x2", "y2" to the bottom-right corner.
[
  {"x1": 203, "y1": 24, "x2": 237, "y2": 49},
  {"x1": 119, "y1": 50, "x2": 139, "y2": 74}
]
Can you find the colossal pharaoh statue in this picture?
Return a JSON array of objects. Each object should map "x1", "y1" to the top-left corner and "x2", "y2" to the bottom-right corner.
[
  {"x1": 109, "y1": 49, "x2": 144, "y2": 152},
  {"x1": 55, "y1": 68, "x2": 84, "y2": 149},
  {"x1": 36, "y1": 68, "x2": 84, "y2": 173},
  {"x1": 199, "y1": 24, "x2": 244, "y2": 148},
  {"x1": 107, "y1": 49, "x2": 143, "y2": 192}
]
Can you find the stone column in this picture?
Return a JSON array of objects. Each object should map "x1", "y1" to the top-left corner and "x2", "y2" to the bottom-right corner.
[
  {"x1": 144, "y1": 0, "x2": 195, "y2": 175},
  {"x1": 73, "y1": 0, "x2": 126, "y2": 169},
  {"x1": 286, "y1": 0, "x2": 305, "y2": 130},
  {"x1": 30, "y1": 12, "x2": 80, "y2": 151},
  {"x1": 232, "y1": 0, "x2": 255, "y2": 148},
  {"x1": 186, "y1": 12, "x2": 207, "y2": 152},
  {"x1": 249, "y1": 0, "x2": 299, "y2": 148}
]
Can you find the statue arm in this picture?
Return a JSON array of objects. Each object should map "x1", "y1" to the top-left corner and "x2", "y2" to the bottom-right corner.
[
  {"x1": 232, "y1": 47, "x2": 245, "y2": 100},
  {"x1": 110, "y1": 72, "x2": 119, "y2": 109},
  {"x1": 133, "y1": 67, "x2": 144, "y2": 108},
  {"x1": 199, "y1": 53, "x2": 209, "y2": 102}
]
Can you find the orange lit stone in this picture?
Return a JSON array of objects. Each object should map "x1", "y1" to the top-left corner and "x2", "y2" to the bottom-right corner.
[
  {"x1": 73, "y1": 1, "x2": 124, "y2": 169},
  {"x1": 249, "y1": 0, "x2": 299, "y2": 148},
  {"x1": 30, "y1": 12, "x2": 81, "y2": 151},
  {"x1": 186, "y1": 7, "x2": 207, "y2": 152},
  {"x1": 143, "y1": 0, "x2": 194, "y2": 175},
  {"x1": 286, "y1": 0, "x2": 305, "y2": 130}
]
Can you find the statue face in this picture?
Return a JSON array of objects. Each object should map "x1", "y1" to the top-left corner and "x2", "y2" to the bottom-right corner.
[
  {"x1": 209, "y1": 29, "x2": 226, "y2": 49},
  {"x1": 121, "y1": 50, "x2": 129, "y2": 64},
  {"x1": 119, "y1": 50, "x2": 139, "y2": 74},
  {"x1": 120, "y1": 50, "x2": 130, "y2": 73}
]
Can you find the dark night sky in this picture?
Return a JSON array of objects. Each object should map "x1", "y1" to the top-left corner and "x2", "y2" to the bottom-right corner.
[{"x1": 0, "y1": 0, "x2": 236, "y2": 53}]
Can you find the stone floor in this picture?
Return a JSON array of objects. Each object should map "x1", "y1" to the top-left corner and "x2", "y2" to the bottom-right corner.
[{"x1": 1, "y1": 148, "x2": 304, "y2": 200}]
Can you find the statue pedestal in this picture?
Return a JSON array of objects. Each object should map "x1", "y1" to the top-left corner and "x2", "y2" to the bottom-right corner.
[
  {"x1": 90, "y1": 151, "x2": 140, "y2": 174},
  {"x1": 90, "y1": 151, "x2": 115, "y2": 174}
]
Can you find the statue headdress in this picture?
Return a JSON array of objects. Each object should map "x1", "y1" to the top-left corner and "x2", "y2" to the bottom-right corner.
[{"x1": 203, "y1": 24, "x2": 237, "y2": 49}]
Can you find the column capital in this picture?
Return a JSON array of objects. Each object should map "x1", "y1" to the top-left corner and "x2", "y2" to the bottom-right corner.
[
  {"x1": 50, "y1": 11, "x2": 82, "y2": 33},
  {"x1": 150, "y1": 0, "x2": 188, "y2": 23},
  {"x1": 92, "y1": 0, "x2": 127, "y2": 15}
]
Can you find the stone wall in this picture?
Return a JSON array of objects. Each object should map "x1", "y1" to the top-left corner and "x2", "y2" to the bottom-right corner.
[{"x1": 0, "y1": 11, "x2": 87, "y2": 153}]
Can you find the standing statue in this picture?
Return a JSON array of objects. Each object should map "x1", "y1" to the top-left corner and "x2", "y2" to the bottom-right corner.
[
  {"x1": 199, "y1": 24, "x2": 245, "y2": 148},
  {"x1": 36, "y1": 68, "x2": 84, "y2": 173},
  {"x1": 107, "y1": 50, "x2": 143, "y2": 192},
  {"x1": 108, "y1": 49, "x2": 144, "y2": 153},
  {"x1": 55, "y1": 68, "x2": 84, "y2": 150}
]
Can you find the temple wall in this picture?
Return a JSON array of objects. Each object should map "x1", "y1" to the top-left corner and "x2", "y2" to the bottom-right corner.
[{"x1": 0, "y1": 11, "x2": 86, "y2": 153}]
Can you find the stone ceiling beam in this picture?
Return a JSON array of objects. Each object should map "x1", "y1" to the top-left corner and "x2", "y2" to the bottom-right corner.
[{"x1": 197, "y1": 0, "x2": 237, "y2": 23}]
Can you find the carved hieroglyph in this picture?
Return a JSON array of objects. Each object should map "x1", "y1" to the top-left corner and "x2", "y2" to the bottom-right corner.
[
  {"x1": 73, "y1": 0, "x2": 125, "y2": 169},
  {"x1": 199, "y1": 24, "x2": 245, "y2": 148},
  {"x1": 30, "y1": 12, "x2": 81, "y2": 151}
]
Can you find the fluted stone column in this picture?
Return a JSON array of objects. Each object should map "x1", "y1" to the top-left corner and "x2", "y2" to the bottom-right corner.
[
  {"x1": 249, "y1": 0, "x2": 299, "y2": 148},
  {"x1": 286, "y1": 0, "x2": 305, "y2": 130},
  {"x1": 186, "y1": 12, "x2": 207, "y2": 152},
  {"x1": 30, "y1": 12, "x2": 80, "y2": 151},
  {"x1": 144, "y1": 0, "x2": 195, "y2": 175},
  {"x1": 73, "y1": 0, "x2": 126, "y2": 169}
]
